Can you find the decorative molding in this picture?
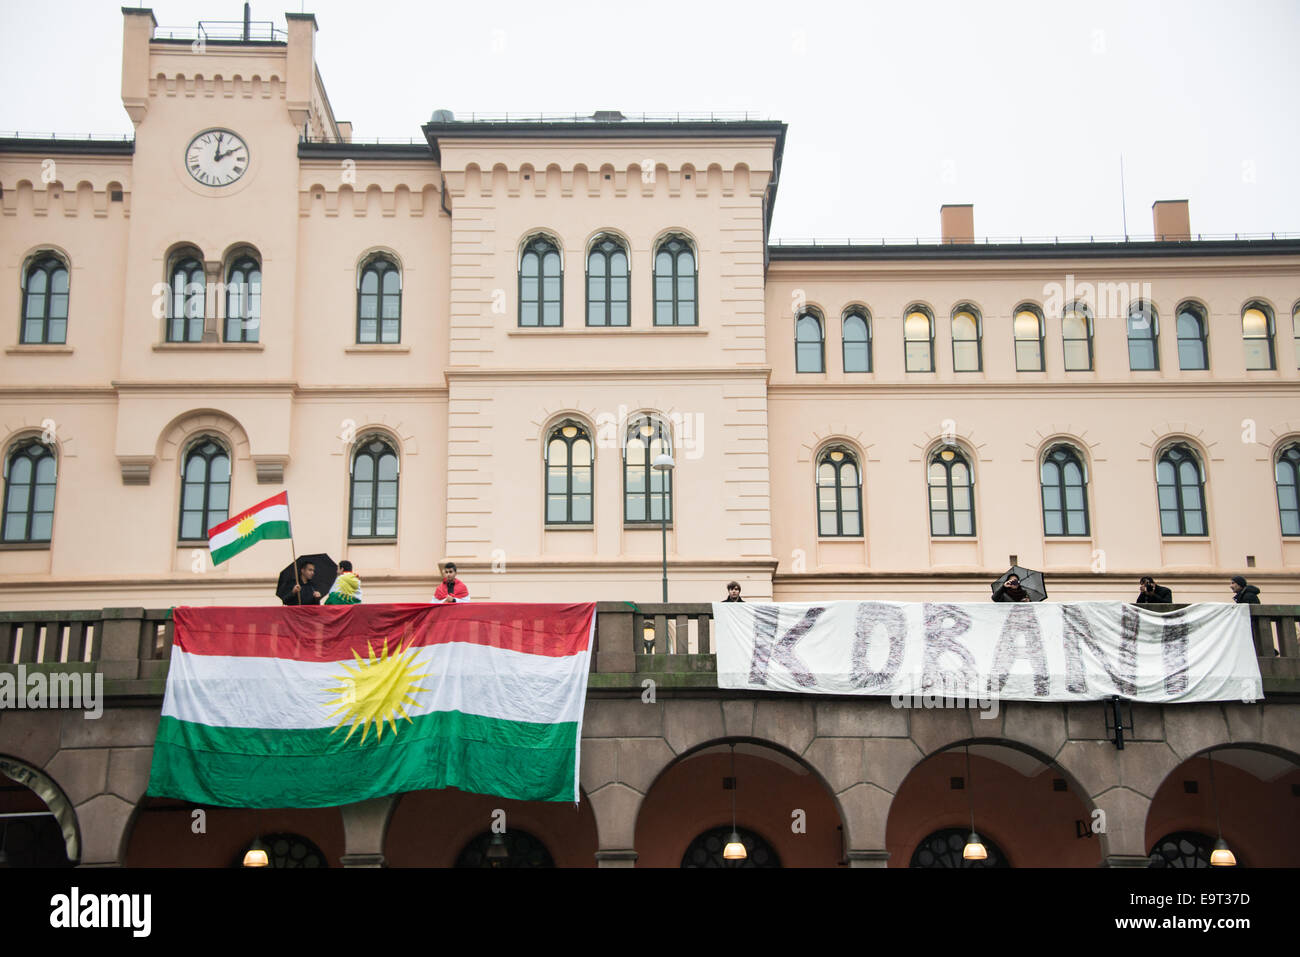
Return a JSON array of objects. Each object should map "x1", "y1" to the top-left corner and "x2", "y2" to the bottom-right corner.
[
  {"x1": 254, "y1": 456, "x2": 287, "y2": 484},
  {"x1": 119, "y1": 458, "x2": 154, "y2": 485}
]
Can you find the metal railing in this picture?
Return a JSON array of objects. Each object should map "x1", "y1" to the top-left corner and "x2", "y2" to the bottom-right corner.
[
  {"x1": 769, "y1": 232, "x2": 1300, "y2": 247},
  {"x1": 0, "y1": 132, "x2": 133, "y2": 142},
  {"x1": 427, "y1": 112, "x2": 771, "y2": 124},
  {"x1": 152, "y1": 20, "x2": 287, "y2": 42}
]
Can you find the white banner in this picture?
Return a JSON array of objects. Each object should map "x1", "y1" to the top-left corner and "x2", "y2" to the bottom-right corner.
[{"x1": 713, "y1": 601, "x2": 1263, "y2": 704}]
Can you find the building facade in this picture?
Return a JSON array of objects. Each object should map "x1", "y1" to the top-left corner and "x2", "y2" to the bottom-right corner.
[{"x1": 0, "y1": 10, "x2": 1297, "y2": 868}]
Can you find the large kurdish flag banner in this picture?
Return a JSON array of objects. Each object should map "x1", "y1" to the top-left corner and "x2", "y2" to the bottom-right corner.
[
  {"x1": 207, "y1": 491, "x2": 292, "y2": 566},
  {"x1": 147, "y1": 602, "x2": 595, "y2": 807}
]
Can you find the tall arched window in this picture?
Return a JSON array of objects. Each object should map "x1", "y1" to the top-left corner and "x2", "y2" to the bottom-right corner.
[
  {"x1": 1293, "y1": 303, "x2": 1300, "y2": 369},
  {"x1": 21, "y1": 255, "x2": 69, "y2": 344},
  {"x1": 905, "y1": 305, "x2": 934, "y2": 372},
  {"x1": 586, "y1": 235, "x2": 628, "y2": 327},
  {"x1": 168, "y1": 254, "x2": 206, "y2": 343},
  {"x1": 179, "y1": 437, "x2": 230, "y2": 540},
  {"x1": 2, "y1": 439, "x2": 56, "y2": 543},
  {"x1": 1062, "y1": 301, "x2": 1094, "y2": 371},
  {"x1": 951, "y1": 304, "x2": 982, "y2": 372},
  {"x1": 928, "y1": 447, "x2": 974, "y2": 536},
  {"x1": 357, "y1": 256, "x2": 401, "y2": 343},
  {"x1": 350, "y1": 436, "x2": 399, "y2": 538},
  {"x1": 1127, "y1": 301, "x2": 1159, "y2": 370},
  {"x1": 1176, "y1": 303, "x2": 1208, "y2": 370},
  {"x1": 817, "y1": 447, "x2": 861, "y2": 536},
  {"x1": 546, "y1": 421, "x2": 593, "y2": 524},
  {"x1": 624, "y1": 416, "x2": 672, "y2": 523},
  {"x1": 842, "y1": 309, "x2": 871, "y2": 372},
  {"x1": 520, "y1": 235, "x2": 562, "y2": 327},
  {"x1": 1014, "y1": 305, "x2": 1044, "y2": 372},
  {"x1": 1156, "y1": 444, "x2": 1207, "y2": 536},
  {"x1": 1041, "y1": 445, "x2": 1089, "y2": 536},
  {"x1": 1276, "y1": 443, "x2": 1300, "y2": 536},
  {"x1": 1242, "y1": 302, "x2": 1275, "y2": 370},
  {"x1": 225, "y1": 253, "x2": 261, "y2": 343},
  {"x1": 653, "y1": 235, "x2": 696, "y2": 326},
  {"x1": 795, "y1": 311, "x2": 824, "y2": 373}
]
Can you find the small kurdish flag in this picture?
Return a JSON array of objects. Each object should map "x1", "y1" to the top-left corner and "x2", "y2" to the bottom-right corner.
[
  {"x1": 207, "y1": 491, "x2": 292, "y2": 565},
  {"x1": 146, "y1": 602, "x2": 595, "y2": 807}
]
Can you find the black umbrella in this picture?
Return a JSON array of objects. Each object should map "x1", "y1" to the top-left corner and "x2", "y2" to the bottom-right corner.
[
  {"x1": 277, "y1": 554, "x2": 337, "y2": 605},
  {"x1": 991, "y1": 565, "x2": 1048, "y2": 602}
]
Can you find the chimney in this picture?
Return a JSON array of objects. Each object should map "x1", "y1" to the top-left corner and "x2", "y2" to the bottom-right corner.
[
  {"x1": 1152, "y1": 200, "x2": 1190, "y2": 241},
  {"x1": 941, "y1": 204, "x2": 974, "y2": 244}
]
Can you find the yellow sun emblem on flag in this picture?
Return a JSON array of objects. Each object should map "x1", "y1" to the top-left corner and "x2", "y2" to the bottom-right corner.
[
  {"x1": 236, "y1": 516, "x2": 256, "y2": 537},
  {"x1": 325, "y1": 639, "x2": 431, "y2": 745}
]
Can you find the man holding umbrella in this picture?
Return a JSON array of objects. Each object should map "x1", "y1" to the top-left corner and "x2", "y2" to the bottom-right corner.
[
  {"x1": 277, "y1": 554, "x2": 337, "y2": 606},
  {"x1": 992, "y1": 565, "x2": 1047, "y2": 603}
]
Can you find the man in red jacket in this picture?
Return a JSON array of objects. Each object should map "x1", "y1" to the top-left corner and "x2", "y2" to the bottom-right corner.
[{"x1": 432, "y1": 561, "x2": 470, "y2": 603}]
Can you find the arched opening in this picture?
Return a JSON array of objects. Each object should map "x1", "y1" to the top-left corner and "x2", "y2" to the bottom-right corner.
[
  {"x1": 635, "y1": 739, "x2": 846, "y2": 868},
  {"x1": 886, "y1": 742, "x2": 1101, "y2": 868},
  {"x1": 0, "y1": 756, "x2": 78, "y2": 867},
  {"x1": 123, "y1": 797, "x2": 345, "y2": 867},
  {"x1": 1144, "y1": 746, "x2": 1300, "y2": 868}
]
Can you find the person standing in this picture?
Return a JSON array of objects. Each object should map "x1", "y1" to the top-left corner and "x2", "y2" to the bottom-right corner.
[
  {"x1": 286, "y1": 560, "x2": 322, "y2": 605},
  {"x1": 1230, "y1": 575, "x2": 1261, "y2": 604},
  {"x1": 722, "y1": 581, "x2": 744, "y2": 602},
  {"x1": 325, "y1": 560, "x2": 363, "y2": 605},
  {"x1": 992, "y1": 574, "x2": 1031, "y2": 603},
  {"x1": 433, "y1": 562, "x2": 470, "y2": 603},
  {"x1": 1135, "y1": 576, "x2": 1173, "y2": 603}
]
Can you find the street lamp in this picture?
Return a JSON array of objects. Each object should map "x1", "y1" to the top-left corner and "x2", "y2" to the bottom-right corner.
[{"x1": 652, "y1": 452, "x2": 675, "y2": 602}]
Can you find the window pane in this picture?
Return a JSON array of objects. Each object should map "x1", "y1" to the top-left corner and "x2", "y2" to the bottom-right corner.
[
  {"x1": 931, "y1": 512, "x2": 950, "y2": 536},
  {"x1": 1129, "y1": 341, "x2": 1156, "y2": 370},
  {"x1": 1244, "y1": 341, "x2": 1272, "y2": 370},
  {"x1": 376, "y1": 510, "x2": 397, "y2": 536},
  {"x1": 573, "y1": 496, "x2": 592, "y2": 523},
  {"x1": 1179, "y1": 341, "x2": 1207, "y2": 370},
  {"x1": 180, "y1": 512, "x2": 201, "y2": 540},
  {"x1": 953, "y1": 513, "x2": 972, "y2": 535},
  {"x1": 842, "y1": 512, "x2": 861, "y2": 536},
  {"x1": 1064, "y1": 339, "x2": 1090, "y2": 370},
  {"x1": 678, "y1": 300, "x2": 696, "y2": 325},
  {"x1": 954, "y1": 340, "x2": 980, "y2": 371},
  {"x1": 1016, "y1": 340, "x2": 1042, "y2": 371},
  {"x1": 1044, "y1": 512, "x2": 1063, "y2": 535},
  {"x1": 820, "y1": 512, "x2": 837, "y2": 536},
  {"x1": 906, "y1": 342, "x2": 932, "y2": 371},
  {"x1": 797, "y1": 342, "x2": 823, "y2": 373},
  {"x1": 845, "y1": 341, "x2": 869, "y2": 372},
  {"x1": 1184, "y1": 512, "x2": 1205, "y2": 535},
  {"x1": 1042, "y1": 486, "x2": 1061, "y2": 510}
]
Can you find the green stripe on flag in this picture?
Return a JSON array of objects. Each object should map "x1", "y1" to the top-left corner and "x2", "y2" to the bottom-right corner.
[
  {"x1": 146, "y1": 711, "x2": 578, "y2": 807},
  {"x1": 209, "y1": 520, "x2": 292, "y2": 565}
]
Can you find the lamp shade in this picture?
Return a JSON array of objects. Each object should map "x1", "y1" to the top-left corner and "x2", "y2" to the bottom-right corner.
[
  {"x1": 242, "y1": 845, "x2": 269, "y2": 868},
  {"x1": 962, "y1": 832, "x2": 987, "y2": 861},
  {"x1": 722, "y1": 831, "x2": 747, "y2": 861},
  {"x1": 1210, "y1": 839, "x2": 1237, "y2": 867},
  {"x1": 652, "y1": 452, "x2": 675, "y2": 471}
]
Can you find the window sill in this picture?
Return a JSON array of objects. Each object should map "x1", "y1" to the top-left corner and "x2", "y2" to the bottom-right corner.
[
  {"x1": 348, "y1": 537, "x2": 397, "y2": 545},
  {"x1": 817, "y1": 536, "x2": 864, "y2": 542},
  {"x1": 507, "y1": 327, "x2": 707, "y2": 337},
  {"x1": 0, "y1": 541, "x2": 51, "y2": 550},
  {"x1": 1160, "y1": 535, "x2": 1211, "y2": 541},
  {"x1": 7, "y1": 345, "x2": 72, "y2": 355},
  {"x1": 154, "y1": 342, "x2": 263, "y2": 352},
  {"x1": 929, "y1": 535, "x2": 977, "y2": 541},
  {"x1": 625, "y1": 523, "x2": 674, "y2": 530},
  {"x1": 346, "y1": 345, "x2": 409, "y2": 354},
  {"x1": 545, "y1": 524, "x2": 594, "y2": 531}
]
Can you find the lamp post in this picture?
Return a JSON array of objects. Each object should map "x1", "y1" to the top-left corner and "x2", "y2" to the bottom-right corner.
[{"x1": 652, "y1": 452, "x2": 675, "y2": 602}]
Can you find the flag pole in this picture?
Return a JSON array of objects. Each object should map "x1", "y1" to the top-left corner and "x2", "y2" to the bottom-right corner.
[{"x1": 286, "y1": 490, "x2": 298, "y2": 593}]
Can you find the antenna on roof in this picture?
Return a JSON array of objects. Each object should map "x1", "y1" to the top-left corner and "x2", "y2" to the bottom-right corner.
[{"x1": 1119, "y1": 154, "x2": 1128, "y2": 238}]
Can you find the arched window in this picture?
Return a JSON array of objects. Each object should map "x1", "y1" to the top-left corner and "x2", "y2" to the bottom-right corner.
[
  {"x1": 1276, "y1": 443, "x2": 1300, "y2": 536},
  {"x1": 1176, "y1": 303, "x2": 1208, "y2": 370},
  {"x1": 1242, "y1": 302, "x2": 1275, "y2": 371},
  {"x1": 624, "y1": 416, "x2": 672, "y2": 524},
  {"x1": 1062, "y1": 301, "x2": 1094, "y2": 371},
  {"x1": 168, "y1": 254, "x2": 206, "y2": 343},
  {"x1": 520, "y1": 235, "x2": 562, "y2": 327},
  {"x1": 225, "y1": 253, "x2": 261, "y2": 343},
  {"x1": 1157, "y1": 444, "x2": 1207, "y2": 536},
  {"x1": 546, "y1": 421, "x2": 593, "y2": 524},
  {"x1": 179, "y1": 437, "x2": 230, "y2": 540},
  {"x1": 1293, "y1": 303, "x2": 1300, "y2": 369},
  {"x1": 910, "y1": 828, "x2": 1009, "y2": 868},
  {"x1": 21, "y1": 255, "x2": 69, "y2": 344},
  {"x1": 904, "y1": 306, "x2": 934, "y2": 372},
  {"x1": 1148, "y1": 831, "x2": 1219, "y2": 869},
  {"x1": 357, "y1": 256, "x2": 401, "y2": 343},
  {"x1": 2, "y1": 439, "x2": 56, "y2": 543},
  {"x1": 681, "y1": 826, "x2": 781, "y2": 868},
  {"x1": 951, "y1": 304, "x2": 982, "y2": 372},
  {"x1": 1014, "y1": 305, "x2": 1044, "y2": 372},
  {"x1": 455, "y1": 830, "x2": 555, "y2": 868},
  {"x1": 817, "y1": 447, "x2": 861, "y2": 537},
  {"x1": 1127, "y1": 301, "x2": 1159, "y2": 370},
  {"x1": 795, "y1": 311, "x2": 824, "y2": 373},
  {"x1": 1041, "y1": 445, "x2": 1089, "y2": 536},
  {"x1": 586, "y1": 235, "x2": 628, "y2": 327},
  {"x1": 928, "y1": 447, "x2": 974, "y2": 536},
  {"x1": 842, "y1": 309, "x2": 871, "y2": 372},
  {"x1": 350, "y1": 436, "x2": 399, "y2": 538},
  {"x1": 234, "y1": 833, "x2": 327, "y2": 868},
  {"x1": 653, "y1": 235, "x2": 696, "y2": 326}
]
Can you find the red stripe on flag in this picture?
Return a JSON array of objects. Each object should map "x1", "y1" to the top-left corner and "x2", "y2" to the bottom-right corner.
[
  {"x1": 172, "y1": 603, "x2": 596, "y2": 661},
  {"x1": 206, "y1": 490, "x2": 290, "y2": 538}
]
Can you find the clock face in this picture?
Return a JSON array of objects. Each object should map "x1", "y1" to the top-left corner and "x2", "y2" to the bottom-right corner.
[{"x1": 185, "y1": 129, "x2": 249, "y2": 187}]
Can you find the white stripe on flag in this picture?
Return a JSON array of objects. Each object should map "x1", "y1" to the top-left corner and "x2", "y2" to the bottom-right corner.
[{"x1": 208, "y1": 503, "x2": 291, "y2": 550}]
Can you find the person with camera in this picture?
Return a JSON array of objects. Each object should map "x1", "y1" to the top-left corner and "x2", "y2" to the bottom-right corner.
[
  {"x1": 1135, "y1": 576, "x2": 1173, "y2": 604},
  {"x1": 992, "y1": 573, "x2": 1031, "y2": 602}
]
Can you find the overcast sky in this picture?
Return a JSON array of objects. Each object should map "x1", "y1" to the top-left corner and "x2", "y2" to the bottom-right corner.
[{"x1": 3, "y1": 0, "x2": 1298, "y2": 241}]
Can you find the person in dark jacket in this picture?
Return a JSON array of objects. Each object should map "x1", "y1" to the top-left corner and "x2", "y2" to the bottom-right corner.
[
  {"x1": 723, "y1": 581, "x2": 744, "y2": 602},
  {"x1": 1135, "y1": 576, "x2": 1173, "y2": 603},
  {"x1": 287, "y1": 560, "x2": 322, "y2": 605},
  {"x1": 993, "y1": 574, "x2": 1031, "y2": 603},
  {"x1": 1229, "y1": 575, "x2": 1261, "y2": 604}
]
